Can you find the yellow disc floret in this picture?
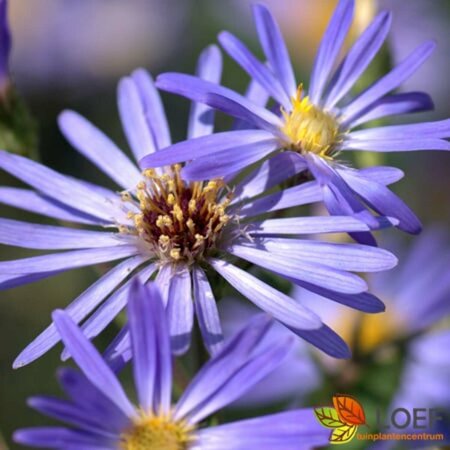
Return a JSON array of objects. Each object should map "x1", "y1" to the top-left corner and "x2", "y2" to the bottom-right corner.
[
  {"x1": 281, "y1": 85, "x2": 341, "y2": 158},
  {"x1": 120, "y1": 412, "x2": 194, "y2": 450},
  {"x1": 122, "y1": 165, "x2": 234, "y2": 264}
]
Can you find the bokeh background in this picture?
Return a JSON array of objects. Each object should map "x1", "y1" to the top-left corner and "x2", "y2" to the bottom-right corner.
[{"x1": 0, "y1": 0, "x2": 449, "y2": 448}]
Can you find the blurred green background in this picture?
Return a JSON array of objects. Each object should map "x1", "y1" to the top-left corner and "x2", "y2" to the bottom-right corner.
[{"x1": 0, "y1": 0, "x2": 449, "y2": 448}]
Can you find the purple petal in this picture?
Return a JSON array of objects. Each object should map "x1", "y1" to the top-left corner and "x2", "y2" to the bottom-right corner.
[
  {"x1": 57, "y1": 367, "x2": 130, "y2": 432},
  {"x1": 252, "y1": 3, "x2": 297, "y2": 98},
  {"x1": 237, "y1": 181, "x2": 322, "y2": 217},
  {"x1": 209, "y1": 258, "x2": 321, "y2": 330},
  {"x1": 28, "y1": 396, "x2": 119, "y2": 437},
  {"x1": 296, "y1": 280, "x2": 385, "y2": 313},
  {"x1": 181, "y1": 137, "x2": 279, "y2": 180},
  {"x1": 174, "y1": 314, "x2": 274, "y2": 421},
  {"x1": 183, "y1": 336, "x2": 294, "y2": 423},
  {"x1": 58, "y1": 110, "x2": 141, "y2": 190},
  {"x1": 349, "y1": 92, "x2": 434, "y2": 128},
  {"x1": 228, "y1": 244, "x2": 368, "y2": 294},
  {"x1": 325, "y1": 11, "x2": 391, "y2": 108},
  {"x1": 290, "y1": 322, "x2": 351, "y2": 359},
  {"x1": 154, "y1": 263, "x2": 172, "y2": 307},
  {"x1": 0, "y1": 150, "x2": 126, "y2": 223},
  {"x1": 188, "y1": 45, "x2": 222, "y2": 139},
  {"x1": 128, "y1": 281, "x2": 172, "y2": 414},
  {"x1": 248, "y1": 216, "x2": 370, "y2": 235},
  {"x1": 349, "y1": 118, "x2": 450, "y2": 140},
  {"x1": 343, "y1": 137, "x2": 450, "y2": 152},
  {"x1": 0, "y1": 0, "x2": 11, "y2": 83},
  {"x1": 52, "y1": 310, "x2": 136, "y2": 419},
  {"x1": 342, "y1": 40, "x2": 436, "y2": 123},
  {"x1": 0, "y1": 187, "x2": 104, "y2": 225},
  {"x1": 13, "y1": 255, "x2": 147, "y2": 368},
  {"x1": 218, "y1": 31, "x2": 291, "y2": 109},
  {"x1": 309, "y1": 0, "x2": 354, "y2": 104},
  {"x1": 0, "y1": 218, "x2": 125, "y2": 250},
  {"x1": 196, "y1": 409, "x2": 330, "y2": 450},
  {"x1": 243, "y1": 237, "x2": 397, "y2": 272},
  {"x1": 118, "y1": 76, "x2": 159, "y2": 161},
  {"x1": 339, "y1": 169, "x2": 422, "y2": 234},
  {"x1": 167, "y1": 267, "x2": 194, "y2": 355},
  {"x1": 232, "y1": 78, "x2": 269, "y2": 130},
  {"x1": 231, "y1": 151, "x2": 307, "y2": 204},
  {"x1": 352, "y1": 166, "x2": 404, "y2": 185},
  {"x1": 103, "y1": 325, "x2": 131, "y2": 373},
  {"x1": 155, "y1": 73, "x2": 282, "y2": 130},
  {"x1": 131, "y1": 69, "x2": 172, "y2": 151},
  {"x1": 0, "y1": 245, "x2": 139, "y2": 275},
  {"x1": 14, "y1": 427, "x2": 114, "y2": 449},
  {"x1": 140, "y1": 129, "x2": 276, "y2": 168},
  {"x1": 193, "y1": 266, "x2": 224, "y2": 355},
  {"x1": 67, "y1": 264, "x2": 156, "y2": 353}
]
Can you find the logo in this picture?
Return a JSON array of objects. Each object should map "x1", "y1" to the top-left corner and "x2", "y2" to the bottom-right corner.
[{"x1": 314, "y1": 394, "x2": 366, "y2": 445}]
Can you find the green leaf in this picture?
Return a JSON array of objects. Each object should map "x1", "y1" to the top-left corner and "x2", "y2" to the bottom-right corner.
[{"x1": 314, "y1": 407, "x2": 345, "y2": 428}]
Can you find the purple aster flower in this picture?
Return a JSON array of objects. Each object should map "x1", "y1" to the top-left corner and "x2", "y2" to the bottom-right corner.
[
  {"x1": 0, "y1": 44, "x2": 398, "y2": 366},
  {"x1": 13, "y1": 280, "x2": 331, "y2": 450},
  {"x1": 0, "y1": 0, "x2": 11, "y2": 94},
  {"x1": 142, "y1": 0, "x2": 450, "y2": 244}
]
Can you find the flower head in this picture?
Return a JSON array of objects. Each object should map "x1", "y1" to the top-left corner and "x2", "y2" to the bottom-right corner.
[
  {"x1": 143, "y1": 0, "x2": 450, "y2": 243},
  {"x1": 0, "y1": 42, "x2": 399, "y2": 366},
  {"x1": 13, "y1": 281, "x2": 330, "y2": 450}
]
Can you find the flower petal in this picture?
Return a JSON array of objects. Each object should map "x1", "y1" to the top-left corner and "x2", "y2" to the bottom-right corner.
[
  {"x1": 52, "y1": 310, "x2": 136, "y2": 418},
  {"x1": 349, "y1": 92, "x2": 434, "y2": 128},
  {"x1": 248, "y1": 216, "x2": 370, "y2": 235},
  {"x1": 229, "y1": 244, "x2": 368, "y2": 294},
  {"x1": 156, "y1": 73, "x2": 282, "y2": 130},
  {"x1": 339, "y1": 168, "x2": 422, "y2": 234},
  {"x1": 343, "y1": 137, "x2": 450, "y2": 152},
  {"x1": 244, "y1": 238, "x2": 397, "y2": 272},
  {"x1": 140, "y1": 129, "x2": 276, "y2": 168},
  {"x1": 196, "y1": 409, "x2": 330, "y2": 450},
  {"x1": 131, "y1": 69, "x2": 172, "y2": 151},
  {"x1": 0, "y1": 150, "x2": 126, "y2": 223},
  {"x1": 193, "y1": 266, "x2": 223, "y2": 355},
  {"x1": 167, "y1": 267, "x2": 194, "y2": 355},
  {"x1": 0, "y1": 245, "x2": 139, "y2": 274},
  {"x1": 118, "y1": 76, "x2": 159, "y2": 162},
  {"x1": 0, "y1": 218, "x2": 125, "y2": 250},
  {"x1": 0, "y1": 187, "x2": 103, "y2": 225},
  {"x1": 237, "y1": 181, "x2": 322, "y2": 217},
  {"x1": 231, "y1": 151, "x2": 307, "y2": 204},
  {"x1": 325, "y1": 11, "x2": 391, "y2": 108},
  {"x1": 309, "y1": 0, "x2": 354, "y2": 104},
  {"x1": 181, "y1": 137, "x2": 279, "y2": 180},
  {"x1": 184, "y1": 336, "x2": 294, "y2": 423},
  {"x1": 209, "y1": 258, "x2": 321, "y2": 330},
  {"x1": 128, "y1": 281, "x2": 172, "y2": 414},
  {"x1": 174, "y1": 314, "x2": 273, "y2": 421},
  {"x1": 58, "y1": 110, "x2": 141, "y2": 190},
  {"x1": 13, "y1": 255, "x2": 147, "y2": 368},
  {"x1": 14, "y1": 427, "x2": 114, "y2": 449},
  {"x1": 188, "y1": 45, "x2": 223, "y2": 139},
  {"x1": 341, "y1": 40, "x2": 436, "y2": 123},
  {"x1": 252, "y1": 3, "x2": 297, "y2": 98},
  {"x1": 218, "y1": 31, "x2": 291, "y2": 109}
]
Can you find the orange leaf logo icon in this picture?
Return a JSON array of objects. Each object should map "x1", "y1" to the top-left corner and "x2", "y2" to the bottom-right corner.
[{"x1": 333, "y1": 394, "x2": 366, "y2": 426}]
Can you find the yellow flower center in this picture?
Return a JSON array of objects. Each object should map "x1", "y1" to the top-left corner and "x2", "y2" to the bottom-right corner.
[
  {"x1": 121, "y1": 165, "x2": 233, "y2": 264},
  {"x1": 120, "y1": 413, "x2": 194, "y2": 450},
  {"x1": 281, "y1": 85, "x2": 341, "y2": 158}
]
